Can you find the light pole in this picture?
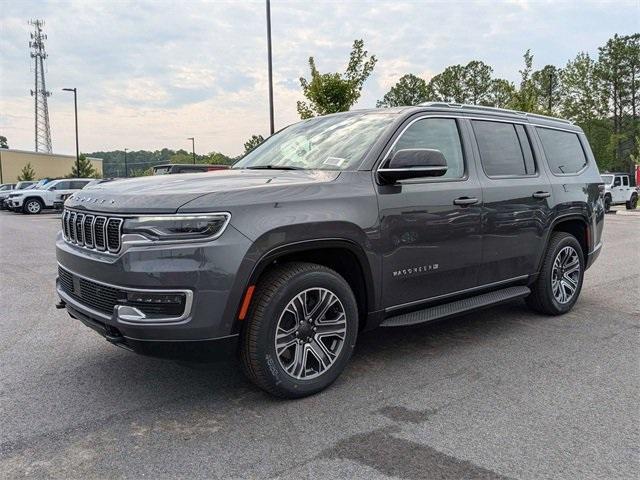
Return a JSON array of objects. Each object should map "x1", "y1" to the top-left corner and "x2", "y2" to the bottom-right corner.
[
  {"x1": 124, "y1": 148, "x2": 128, "y2": 178},
  {"x1": 62, "y1": 87, "x2": 79, "y2": 174},
  {"x1": 187, "y1": 137, "x2": 195, "y2": 164},
  {"x1": 266, "y1": 0, "x2": 274, "y2": 135}
]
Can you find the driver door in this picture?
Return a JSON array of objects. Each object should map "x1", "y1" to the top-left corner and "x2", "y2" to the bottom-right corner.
[{"x1": 376, "y1": 117, "x2": 483, "y2": 310}]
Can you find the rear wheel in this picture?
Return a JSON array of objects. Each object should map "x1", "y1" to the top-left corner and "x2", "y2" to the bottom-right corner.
[
  {"x1": 626, "y1": 194, "x2": 637, "y2": 210},
  {"x1": 23, "y1": 198, "x2": 43, "y2": 214},
  {"x1": 240, "y1": 262, "x2": 358, "y2": 398},
  {"x1": 526, "y1": 232, "x2": 584, "y2": 315}
]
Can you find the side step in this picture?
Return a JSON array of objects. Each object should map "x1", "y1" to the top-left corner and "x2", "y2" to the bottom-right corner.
[{"x1": 380, "y1": 286, "x2": 531, "y2": 328}]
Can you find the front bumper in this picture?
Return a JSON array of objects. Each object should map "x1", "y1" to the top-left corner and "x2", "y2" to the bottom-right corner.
[{"x1": 56, "y1": 224, "x2": 254, "y2": 346}]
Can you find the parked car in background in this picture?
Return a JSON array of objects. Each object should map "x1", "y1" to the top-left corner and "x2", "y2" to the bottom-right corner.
[
  {"x1": 52, "y1": 178, "x2": 117, "y2": 209},
  {"x1": 0, "y1": 180, "x2": 36, "y2": 210},
  {"x1": 8, "y1": 178, "x2": 93, "y2": 214},
  {"x1": 0, "y1": 183, "x2": 16, "y2": 191},
  {"x1": 600, "y1": 173, "x2": 638, "y2": 212},
  {"x1": 152, "y1": 164, "x2": 231, "y2": 175},
  {"x1": 56, "y1": 104, "x2": 604, "y2": 398}
]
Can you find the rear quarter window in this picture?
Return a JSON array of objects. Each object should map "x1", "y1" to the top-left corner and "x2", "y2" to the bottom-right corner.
[{"x1": 536, "y1": 128, "x2": 587, "y2": 175}]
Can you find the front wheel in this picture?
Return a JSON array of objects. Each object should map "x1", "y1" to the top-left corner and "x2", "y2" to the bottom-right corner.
[
  {"x1": 526, "y1": 232, "x2": 584, "y2": 315},
  {"x1": 23, "y1": 198, "x2": 43, "y2": 214},
  {"x1": 604, "y1": 195, "x2": 612, "y2": 213},
  {"x1": 240, "y1": 262, "x2": 358, "y2": 398},
  {"x1": 626, "y1": 194, "x2": 637, "y2": 210}
]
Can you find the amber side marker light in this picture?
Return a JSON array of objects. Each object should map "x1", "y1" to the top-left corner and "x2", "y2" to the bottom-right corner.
[{"x1": 238, "y1": 285, "x2": 256, "y2": 320}]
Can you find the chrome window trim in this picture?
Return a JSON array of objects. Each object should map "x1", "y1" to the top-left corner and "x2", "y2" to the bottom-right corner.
[{"x1": 57, "y1": 263, "x2": 194, "y2": 325}]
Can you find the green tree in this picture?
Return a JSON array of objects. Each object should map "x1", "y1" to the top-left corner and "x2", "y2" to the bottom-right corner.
[
  {"x1": 376, "y1": 73, "x2": 430, "y2": 107},
  {"x1": 0, "y1": 135, "x2": 8, "y2": 149},
  {"x1": 597, "y1": 34, "x2": 640, "y2": 171},
  {"x1": 297, "y1": 39, "x2": 377, "y2": 118},
  {"x1": 69, "y1": 154, "x2": 97, "y2": 178},
  {"x1": 509, "y1": 50, "x2": 539, "y2": 112},
  {"x1": 428, "y1": 64, "x2": 468, "y2": 103},
  {"x1": 488, "y1": 78, "x2": 516, "y2": 108},
  {"x1": 532, "y1": 65, "x2": 564, "y2": 115},
  {"x1": 244, "y1": 134, "x2": 265, "y2": 154},
  {"x1": 18, "y1": 162, "x2": 36, "y2": 181},
  {"x1": 560, "y1": 52, "x2": 610, "y2": 168},
  {"x1": 463, "y1": 60, "x2": 494, "y2": 105},
  {"x1": 206, "y1": 151, "x2": 235, "y2": 165}
]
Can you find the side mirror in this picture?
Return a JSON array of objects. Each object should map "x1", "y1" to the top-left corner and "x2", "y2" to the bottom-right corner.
[
  {"x1": 378, "y1": 149, "x2": 448, "y2": 183},
  {"x1": 48, "y1": 186, "x2": 57, "y2": 191}
]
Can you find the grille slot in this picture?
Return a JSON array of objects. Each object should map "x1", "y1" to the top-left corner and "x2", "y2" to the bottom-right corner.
[
  {"x1": 57, "y1": 266, "x2": 187, "y2": 318},
  {"x1": 69, "y1": 212, "x2": 77, "y2": 242},
  {"x1": 62, "y1": 209, "x2": 122, "y2": 253},
  {"x1": 106, "y1": 218, "x2": 123, "y2": 252},
  {"x1": 75, "y1": 213, "x2": 85, "y2": 245},
  {"x1": 94, "y1": 217, "x2": 106, "y2": 250},
  {"x1": 83, "y1": 215, "x2": 94, "y2": 247}
]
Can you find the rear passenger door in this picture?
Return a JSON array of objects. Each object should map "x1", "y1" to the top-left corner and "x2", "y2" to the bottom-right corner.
[{"x1": 470, "y1": 119, "x2": 552, "y2": 285}]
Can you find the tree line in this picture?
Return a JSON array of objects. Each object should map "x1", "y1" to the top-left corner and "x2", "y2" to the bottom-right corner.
[{"x1": 297, "y1": 34, "x2": 639, "y2": 173}]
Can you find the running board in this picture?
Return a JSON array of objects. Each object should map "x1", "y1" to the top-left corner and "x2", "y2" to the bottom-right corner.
[{"x1": 380, "y1": 286, "x2": 531, "y2": 328}]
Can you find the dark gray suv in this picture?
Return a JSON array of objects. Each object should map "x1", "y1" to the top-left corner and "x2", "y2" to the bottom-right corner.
[{"x1": 56, "y1": 103, "x2": 604, "y2": 398}]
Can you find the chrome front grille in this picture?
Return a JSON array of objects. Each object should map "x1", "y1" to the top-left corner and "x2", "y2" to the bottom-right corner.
[{"x1": 62, "y1": 209, "x2": 123, "y2": 253}]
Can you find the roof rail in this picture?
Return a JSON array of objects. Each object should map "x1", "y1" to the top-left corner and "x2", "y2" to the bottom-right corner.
[{"x1": 417, "y1": 102, "x2": 573, "y2": 125}]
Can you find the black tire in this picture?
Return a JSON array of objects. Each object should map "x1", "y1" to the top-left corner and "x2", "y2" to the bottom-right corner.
[
  {"x1": 604, "y1": 194, "x2": 612, "y2": 213},
  {"x1": 526, "y1": 232, "x2": 585, "y2": 315},
  {"x1": 626, "y1": 194, "x2": 637, "y2": 210},
  {"x1": 23, "y1": 198, "x2": 43, "y2": 214},
  {"x1": 240, "y1": 262, "x2": 358, "y2": 398}
]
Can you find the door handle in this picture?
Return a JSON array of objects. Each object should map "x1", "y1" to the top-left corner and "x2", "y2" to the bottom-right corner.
[
  {"x1": 453, "y1": 197, "x2": 479, "y2": 206},
  {"x1": 532, "y1": 191, "x2": 551, "y2": 199}
]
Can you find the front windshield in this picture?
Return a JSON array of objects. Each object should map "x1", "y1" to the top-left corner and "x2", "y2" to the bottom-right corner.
[
  {"x1": 233, "y1": 112, "x2": 395, "y2": 171},
  {"x1": 601, "y1": 174, "x2": 613, "y2": 185}
]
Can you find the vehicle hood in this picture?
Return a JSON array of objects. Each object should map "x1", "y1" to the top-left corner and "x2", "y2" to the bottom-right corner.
[
  {"x1": 64, "y1": 169, "x2": 341, "y2": 214},
  {"x1": 8, "y1": 189, "x2": 47, "y2": 197}
]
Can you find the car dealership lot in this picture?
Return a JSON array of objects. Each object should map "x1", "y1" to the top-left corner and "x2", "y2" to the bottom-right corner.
[{"x1": 1, "y1": 211, "x2": 638, "y2": 480}]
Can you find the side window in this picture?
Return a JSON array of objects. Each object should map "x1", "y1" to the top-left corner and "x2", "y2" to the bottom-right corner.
[
  {"x1": 536, "y1": 127, "x2": 587, "y2": 175},
  {"x1": 70, "y1": 181, "x2": 90, "y2": 189},
  {"x1": 472, "y1": 120, "x2": 528, "y2": 177},
  {"x1": 391, "y1": 118, "x2": 464, "y2": 179},
  {"x1": 622, "y1": 176, "x2": 629, "y2": 186},
  {"x1": 54, "y1": 181, "x2": 71, "y2": 190}
]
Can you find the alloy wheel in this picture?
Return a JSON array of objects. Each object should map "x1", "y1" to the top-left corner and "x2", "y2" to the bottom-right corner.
[
  {"x1": 551, "y1": 246, "x2": 580, "y2": 304},
  {"x1": 274, "y1": 287, "x2": 347, "y2": 380},
  {"x1": 27, "y1": 201, "x2": 40, "y2": 213}
]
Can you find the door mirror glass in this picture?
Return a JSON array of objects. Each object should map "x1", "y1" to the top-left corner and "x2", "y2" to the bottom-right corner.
[{"x1": 379, "y1": 149, "x2": 448, "y2": 183}]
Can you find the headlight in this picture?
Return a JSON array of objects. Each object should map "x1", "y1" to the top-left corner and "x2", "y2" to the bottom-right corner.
[{"x1": 122, "y1": 213, "x2": 230, "y2": 242}]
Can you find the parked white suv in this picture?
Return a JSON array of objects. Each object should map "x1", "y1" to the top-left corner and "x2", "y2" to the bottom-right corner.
[
  {"x1": 8, "y1": 178, "x2": 93, "y2": 214},
  {"x1": 601, "y1": 173, "x2": 638, "y2": 212},
  {"x1": 0, "y1": 181, "x2": 36, "y2": 210}
]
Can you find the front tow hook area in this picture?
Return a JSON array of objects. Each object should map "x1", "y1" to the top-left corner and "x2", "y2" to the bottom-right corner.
[{"x1": 55, "y1": 299, "x2": 66, "y2": 309}]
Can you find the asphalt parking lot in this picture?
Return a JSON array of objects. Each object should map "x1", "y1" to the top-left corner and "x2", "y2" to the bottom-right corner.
[{"x1": 1, "y1": 209, "x2": 638, "y2": 480}]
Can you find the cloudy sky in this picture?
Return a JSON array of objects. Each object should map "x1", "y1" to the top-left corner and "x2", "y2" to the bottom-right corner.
[{"x1": 0, "y1": 0, "x2": 637, "y2": 156}]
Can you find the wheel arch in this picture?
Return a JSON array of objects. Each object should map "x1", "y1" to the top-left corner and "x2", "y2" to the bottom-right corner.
[
  {"x1": 538, "y1": 214, "x2": 590, "y2": 272},
  {"x1": 236, "y1": 239, "x2": 376, "y2": 332}
]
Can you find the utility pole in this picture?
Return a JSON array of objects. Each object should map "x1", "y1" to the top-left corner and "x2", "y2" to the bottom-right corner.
[
  {"x1": 187, "y1": 137, "x2": 195, "y2": 164},
  {"x1": 266, "y1": 0, "x2": 275, "y2": 135},
  {"x1": 548, "y1": 71, "x2": 554, "y2": 114},
  {"x1": 62, "y1": 88, "x2": 79, "y2": 175},
  {"x1": 29, "y1": 20, "x2": 52, "y2": 153},
  {"x1": 124, "y1": 148, "x2": 128, "y2": 178}
]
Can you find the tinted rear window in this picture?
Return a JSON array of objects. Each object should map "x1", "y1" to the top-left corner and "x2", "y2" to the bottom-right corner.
[
  {"x1": 536, "y1": 128, "x2": 587, "y2": 174},
  {"x1": 472, "y1": 120, "x2": 528, "y2": 176}
]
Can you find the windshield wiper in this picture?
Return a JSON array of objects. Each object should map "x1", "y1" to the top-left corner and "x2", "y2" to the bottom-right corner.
[{"x1": 244, "y1": 165, "x2": 304, "y2": 170}]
